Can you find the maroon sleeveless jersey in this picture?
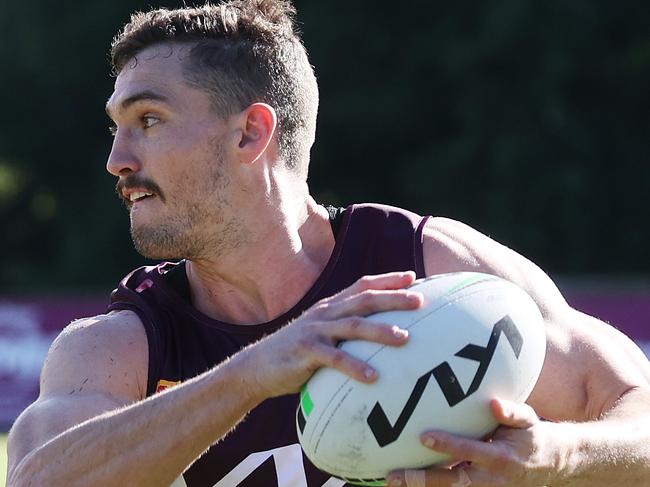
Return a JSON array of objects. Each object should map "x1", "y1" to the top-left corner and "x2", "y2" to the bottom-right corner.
[{"x1": 108, "y1": 203, "x2": 430, "y2": 487}]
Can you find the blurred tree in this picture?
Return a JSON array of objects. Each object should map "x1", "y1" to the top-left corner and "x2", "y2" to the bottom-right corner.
[{"x1": 0, "y1": 0, "x2": 648, "y2": 293}]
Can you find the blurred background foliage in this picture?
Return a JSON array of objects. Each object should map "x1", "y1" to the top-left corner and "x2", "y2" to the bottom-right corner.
[{"x1": 0, "y1": 0, "x2": 648, "y2": 294}]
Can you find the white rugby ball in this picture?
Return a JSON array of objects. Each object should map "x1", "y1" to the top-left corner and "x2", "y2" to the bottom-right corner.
[{"x1": 296, "y1": 272, "x2": 546, "y2": 486}]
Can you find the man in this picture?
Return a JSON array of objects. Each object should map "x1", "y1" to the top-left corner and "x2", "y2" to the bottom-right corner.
[{"x1": 6, "y1": 1, "x2": 650, "y2": 486}]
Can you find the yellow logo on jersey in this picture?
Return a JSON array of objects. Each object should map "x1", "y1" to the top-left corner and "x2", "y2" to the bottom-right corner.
[{"x1": 156, "y1": 379, "x2": 181, "y2": 393}]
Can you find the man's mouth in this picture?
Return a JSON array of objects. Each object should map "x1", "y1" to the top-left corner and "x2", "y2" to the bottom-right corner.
[
  {"x1": 116, "y1": 177, "x2": 165, "y2": 207},
  {"x1": 129, "y1": 191, "x2": 154, "y2": 202}
]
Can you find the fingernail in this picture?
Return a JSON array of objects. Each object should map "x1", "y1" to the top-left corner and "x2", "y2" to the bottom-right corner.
[
  {"x1": 364, "y1": 367, "x2": 376, "y2": 379},
  {"x1": 392, "y1": 326, "x2": 408, "y2": 338},
  {"x1": 406, "y1": 291, "x2": 423, "y2": 303},
  {"x1": 500, "y1": 401, "x2": 511, "y2": 417},
  {"x1": 423, "y1": 435, "x2": 435, "y2": 448}
]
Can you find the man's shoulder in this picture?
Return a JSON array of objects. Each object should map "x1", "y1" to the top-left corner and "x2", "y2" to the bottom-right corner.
[
  {"x1": 40, "y1": 310, "x2": 148, "y2": 398},
  {"x1": 420, "y1": 216, "x2": 511, "y2": 275},
  {"x1": 56, "y1": 310, "x2": 147, "y2": 355}
]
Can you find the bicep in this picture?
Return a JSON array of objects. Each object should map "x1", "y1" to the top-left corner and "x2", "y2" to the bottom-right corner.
[
  {"x1": 7, "y1": 311, "x2": 148, "y2": 472},
  {"x1": 526, "y1": 308, "x2": 650, "y2": 421},
  {"x1": 422, "y1": 217, "x2": 650, "y2": 421}
]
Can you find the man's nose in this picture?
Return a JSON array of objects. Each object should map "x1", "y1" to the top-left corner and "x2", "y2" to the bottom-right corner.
[{"x1": 106, "y1": 132, "x2": 141, "y2": 176}]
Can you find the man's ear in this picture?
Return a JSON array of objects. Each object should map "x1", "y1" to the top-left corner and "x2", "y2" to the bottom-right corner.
[{"x1": 235, "y1": 103, "x2": 277, "y2": 164}]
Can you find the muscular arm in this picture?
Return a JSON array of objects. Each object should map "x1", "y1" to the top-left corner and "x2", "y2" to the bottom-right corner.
[
  {"x1": 416, "y1": 217, "x2": 650, "y2": 485},
  {"x1": 7, "y1": 310, "x2": 263, "y2": 487},
  {"x1": 7, "y1": 273, "x2": 420, "y2": 487}
]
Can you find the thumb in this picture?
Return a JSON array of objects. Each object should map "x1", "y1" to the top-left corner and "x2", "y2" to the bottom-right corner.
[{"x1": 490, "y1": 397, "x2": 539, "y2": 428}]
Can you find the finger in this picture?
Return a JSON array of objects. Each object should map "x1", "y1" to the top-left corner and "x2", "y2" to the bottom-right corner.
[
  {"x1": 307, "y1": 341, "x2": 379, "y2": 383},
  {"x1": 307, "y1": 317, "x2": 410, "y2": 381},
  {"x1": 349, "y1": 271, "x2": 417, "y2": 293},
  {"x1": 387, "y1": 467, "x2": 473, "y2": 487},
  {"x1": 419, "y1": 431, "x2": 500, "y2": 465},
  {"x1": 490, "y1": 397, "x2": 539, "y2": 429},
  {"x1": 311, "y1": 272, "x2": 419, "y2": 318},
  {"x1": 326, "y1": 317, "x2": 410, "y2": 347},
  {"x1": 329, "y1": 289, "x2": 423, "y2": 319},
  {"x1": 404, "y1": 470, "x2": 427, "y2": 487}
]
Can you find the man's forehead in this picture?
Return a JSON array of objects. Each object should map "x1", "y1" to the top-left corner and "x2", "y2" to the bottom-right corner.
[
  {"x1": 107, "y1": 45, "x2": 192, "y2": 115},
  {"x1": 124, "y1": 42, "x2": 192, "y2": 68},
  {"x1": 116, "y1": 45, "x2": 188, "y2": 88}
]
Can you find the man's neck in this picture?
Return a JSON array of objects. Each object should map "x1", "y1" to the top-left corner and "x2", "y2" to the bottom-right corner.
[{"x1": 184, "y1": 198, "x2": 335, "y2": 325}]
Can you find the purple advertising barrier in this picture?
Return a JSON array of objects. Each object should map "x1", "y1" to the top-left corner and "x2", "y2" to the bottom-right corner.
[
  {"x1": 0, "y1": 290, "x2": 648, "y2": 430},
  {"x1": 0, "y1": 297, "x2": 107, "y2": 430}
]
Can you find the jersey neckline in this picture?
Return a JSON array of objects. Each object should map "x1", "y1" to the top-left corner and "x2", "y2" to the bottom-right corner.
[{"x1": 150, "y1": 204, "x2": 354, "y2": 335}]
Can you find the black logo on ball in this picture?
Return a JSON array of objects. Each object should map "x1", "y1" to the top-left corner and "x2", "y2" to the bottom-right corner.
[{"x1": 367, "y1": 315, "x2": 523, "y2": 447}]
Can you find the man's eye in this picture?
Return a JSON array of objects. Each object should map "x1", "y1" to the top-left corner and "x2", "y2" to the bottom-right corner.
[
  {"x1": 108, "y1": 124, "x2": 117, "y2": 136},
  {"x1": 143, "y1": 116, "x2": 160, "y2": 129}
]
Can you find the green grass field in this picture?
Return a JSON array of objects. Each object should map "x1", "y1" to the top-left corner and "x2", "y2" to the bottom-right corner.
[{"x1": 1, "y1": 433, "x2": 7, "y2": 487}]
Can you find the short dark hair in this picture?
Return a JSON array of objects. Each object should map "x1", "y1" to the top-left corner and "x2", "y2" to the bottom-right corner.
[{"x1": 111, "y1": 0, "x2": 318, "y2": 174}]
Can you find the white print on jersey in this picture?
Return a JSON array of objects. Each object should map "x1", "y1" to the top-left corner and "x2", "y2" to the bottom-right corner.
[
  {"x1": 170, "y1": 475, "x2": 189, "y2": 487},
  {"x1": 212, "y1": 443, "x2": 345, "y2": 487}
]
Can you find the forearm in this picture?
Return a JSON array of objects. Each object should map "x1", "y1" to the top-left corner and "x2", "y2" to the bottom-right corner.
[
  {"x1": 9, "y1": 352, "x2": 261, "y2": 487},
  {"x1": 555, "y1": 387, "x2": 650, "y2": 486}
]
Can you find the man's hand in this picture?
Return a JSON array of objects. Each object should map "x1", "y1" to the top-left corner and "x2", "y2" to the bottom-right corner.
[
  {"x1": 241, "y1": 271, "x2": 424, "y2": 400},
  {"x1": 387, "y1": 398, "x2": 562, "y2": 487}
]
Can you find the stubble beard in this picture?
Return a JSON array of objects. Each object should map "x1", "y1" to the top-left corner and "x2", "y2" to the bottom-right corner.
[
  {"x1": 130, "y1": 200, "x2": 240, "y2": 261},
  {"x1": 130, "y1": 217, "x2": 195, "y2": 260},
  {"x1": 129, "y1": 137, "x2": 246, "y2": 260}
]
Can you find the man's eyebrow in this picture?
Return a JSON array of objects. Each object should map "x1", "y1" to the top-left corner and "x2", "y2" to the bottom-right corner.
[{"x1": 105, "y1": 90, "x2": 170, "y2": 118}]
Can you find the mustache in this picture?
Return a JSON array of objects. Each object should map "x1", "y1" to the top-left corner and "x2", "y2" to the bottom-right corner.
[{"x1": 115, "y1": 176, "x2": 166, "y2": 204}]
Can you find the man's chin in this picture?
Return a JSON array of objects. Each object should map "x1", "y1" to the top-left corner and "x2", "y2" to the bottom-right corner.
[
  {"x1": 134, "y1": 248, "x2": 180, "y2": 260},
  {"x1": 131, "y1": 230, "x2": 182, "y2": 260},
  {"x1": 133, "y1": 244, "x2": 179, "y2": 260}
]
